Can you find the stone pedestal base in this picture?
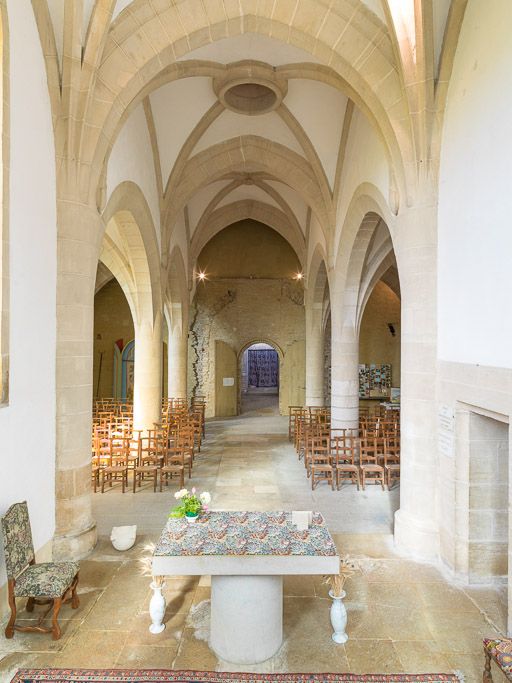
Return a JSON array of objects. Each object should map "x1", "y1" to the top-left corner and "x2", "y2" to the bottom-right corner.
[
  {"x1": 53, "y1": 523, "x2": 97, "y2": 562},
  {"x1": 210, "y1": 575, "x2": 283, "y2": 664},
  {"x1": 394, "y1": 508, "x2": 439, "y2": 560}
]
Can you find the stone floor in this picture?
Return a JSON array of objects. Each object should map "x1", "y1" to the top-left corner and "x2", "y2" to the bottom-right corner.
[
  {"x1": 240, "y1": 387, "x2": 280, "y2": 416},
  {"x1": 0, "y1": 414, "x2": 508, "y2": 682}
]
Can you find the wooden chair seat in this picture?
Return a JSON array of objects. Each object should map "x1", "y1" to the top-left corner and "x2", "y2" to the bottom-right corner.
[
  {"x1": 133, "y1": 464, "x2": 158, "y2": 493},
  {"x1": 336, "y1": 463, "x2": 360, "y2": 490},
  {"x1": 360, "y1": 463, "x2": 385, "y2": 490},
  {"x1": 160, "y1": 464, "x2": 185, "y2": 491},
  {"x1": 101, "y1": 464, "x2": 128, "y2": 493},
  {"x1": 310, "y1": 461, "x2": 334, "y2": 490},
  {"x1": 385, "y1": 463, "x2": 400, "y2": 489}
]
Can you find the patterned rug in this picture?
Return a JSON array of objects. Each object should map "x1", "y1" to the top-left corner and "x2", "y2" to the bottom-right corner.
[{"x1": 10, "y1": 670, "x2": 464, "y2": 683}]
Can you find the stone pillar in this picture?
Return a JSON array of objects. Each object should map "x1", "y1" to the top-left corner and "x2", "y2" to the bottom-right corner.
[
  {"x1": 54, "y1": 200, "x2": 98, "y2": 561},
  {"x1": 168, "y1": 307, "x2": 188, "y2": 399},
  {"x1": 305, "y1": 301, "x2": 325, "y2": 406},
  {"x1": 133, "y1": 314, "x2": 163, "y2": 431},
  {"x1": 393, "y1": 197, "x2": 439, "y2": 560},
  {"x1": 330, "y1": 303, "x2": 359, "y2": 431}
]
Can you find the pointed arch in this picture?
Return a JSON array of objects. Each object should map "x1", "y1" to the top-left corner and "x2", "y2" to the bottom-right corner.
[
  {"x1": 101, "y1": 181, "x2": 161, "y2": 326},
  {"x1": 191, "y1": 199, "x2": 306, "y2": 268}
]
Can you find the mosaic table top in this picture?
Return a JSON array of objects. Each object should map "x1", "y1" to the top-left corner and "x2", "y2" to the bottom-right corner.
[{"x1": 153, "y1": 511, "x2": 337, "y2": 558}]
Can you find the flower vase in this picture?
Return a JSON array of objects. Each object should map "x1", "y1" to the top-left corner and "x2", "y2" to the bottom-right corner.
[
  {"x1": 329, "y1": 589, "x2": 348, "y2": 643},
  {"x1": 149, "y1": 581, "x2": 166, "y2": 634},
  {"x1": 186, "y1": 513, "x2": 199, "y2": 524}
]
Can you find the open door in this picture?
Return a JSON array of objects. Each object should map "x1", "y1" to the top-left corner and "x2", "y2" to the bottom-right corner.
[{"x1": 215, "y1": 340, "x2": 237, "y2": 416}]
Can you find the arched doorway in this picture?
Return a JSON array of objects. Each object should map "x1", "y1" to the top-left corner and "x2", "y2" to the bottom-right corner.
[{"x1": 240, "y1": 342, "x2": 280, "y2": 416}]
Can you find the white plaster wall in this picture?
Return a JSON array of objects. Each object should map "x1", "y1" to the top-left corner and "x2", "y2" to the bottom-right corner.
[
  {"x1": 266, "y1": 180, "x2": 308, "y2": 232},
  {"x1": 217, "y1": 186, "x2": 281, "y2": 211},
  {"x1": 0, "y1": 0, "x2": 57, "y2": 588},
  {"x1": 285, "y1": 79, "x2": 347, "y2": 189},
  {"x1": 192, "y1": 110, "x2": 305, "y2": 158},
  {"x1": 438, "y1": 0, "x2": 512, "y2": 369},
  {"x1": 187, "y1": 181, "x2": 231, "y2": 235},
  {"x1": 112, "y1": 0, "x2": 133, "y2": 22},
  {"x1": 150, "y1": 77, "x2": 217, "y2": 186},
  {"x1": 107, "y1": 104, "x2": 161, "y2": 247},
  {"x1": 334, "y1": 108, "x2": 390, "y2": 253}
]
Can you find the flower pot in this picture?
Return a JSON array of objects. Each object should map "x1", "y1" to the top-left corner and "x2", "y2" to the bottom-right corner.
[
  {"x1": 328, "y1": 589, "x2": 348, "y2": 643},
  {"x1": 185, "y1": 513, "x2": 199, "y2": 523}
]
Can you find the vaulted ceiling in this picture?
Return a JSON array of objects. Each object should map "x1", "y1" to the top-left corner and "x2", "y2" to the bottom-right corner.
[{"x1": 39, "y1": 0, "x2": 456, "y2": 299}]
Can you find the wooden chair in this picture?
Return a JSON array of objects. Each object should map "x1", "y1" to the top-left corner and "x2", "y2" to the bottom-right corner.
[
  {"x1": 178, "y1": 426, "x2": 195, "y2": 478},
  {"x1": 288, "y1": 406, "x2": 303, "y2": 442},
  {"x1": 133, "y1": 435, "x2": 159, "y2": 493},
  {"x1": 100, "y1": 437, "x2": 129, "y2": 493},
  {"x1": 310, "y1": 436, "x2": 334, "y2": 490},
  {"x1": 384, "y1": 436, "x2": 400, "y2": 489},
  {"x1": 331, "y1": 433, "x2": 360, "y2": 490},
  {"x1": 1, "y1": 501, "x2": 80, "y2": 640},
  {"x1": 160, "y1": 443, "x2": 185, "y2": 491},
  {"x1": 360, "y1": 437, "x2": 385, "y2": 490}
]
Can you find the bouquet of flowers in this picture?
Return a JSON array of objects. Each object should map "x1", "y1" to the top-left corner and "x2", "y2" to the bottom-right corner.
[
  {"x1": 323, "y1": 555, "x2": 359, "y2": 597},
  {"x1": 170, "y1": 487, "x2": 211, "y2": 519}
]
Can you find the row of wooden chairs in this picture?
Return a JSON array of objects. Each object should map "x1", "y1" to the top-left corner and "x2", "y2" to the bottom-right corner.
[
  {"x1": 290, "y1": 411, "x2": 401, "y2": 490},
  {"x1": 92, "y1": 427, "x2": 195, "y2": 493},
  {"x1": 92, "y1": 397, "x2": 207, "y2": 493}
]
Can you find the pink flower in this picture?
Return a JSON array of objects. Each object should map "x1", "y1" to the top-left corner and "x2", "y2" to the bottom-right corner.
[{"x1": 192, "y1": 487, "x2": 196, "y2": 494}]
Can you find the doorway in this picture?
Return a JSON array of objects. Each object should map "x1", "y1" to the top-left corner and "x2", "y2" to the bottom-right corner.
[{"x1": 240, "y1": 343, "x2": 280, "y2": 415}]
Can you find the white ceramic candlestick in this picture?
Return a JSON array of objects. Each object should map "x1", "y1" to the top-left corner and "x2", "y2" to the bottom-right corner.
[
  {"x1": 149, "y1": 581, "x2": 166, "y2": 634},
  {"x1": 329, "y1": 589, "x2": 348, "y2": 643}
]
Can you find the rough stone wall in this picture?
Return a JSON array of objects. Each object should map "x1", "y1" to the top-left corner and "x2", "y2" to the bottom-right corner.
[{"x1": 189, "y1": 278, "x2": 305, "y2": 417}]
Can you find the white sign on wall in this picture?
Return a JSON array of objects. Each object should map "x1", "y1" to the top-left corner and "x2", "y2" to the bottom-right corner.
[
  {"x1": 438, "y1": 404, "x2": 455, "y2": 457},
  {"x1": 223, "y1": 377, "x2": 234, "y2": 387}
]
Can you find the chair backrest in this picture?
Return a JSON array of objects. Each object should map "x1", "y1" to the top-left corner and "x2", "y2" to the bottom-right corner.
[{"x1": 1, "y1": 501, "x2": 35, "y2": 579}]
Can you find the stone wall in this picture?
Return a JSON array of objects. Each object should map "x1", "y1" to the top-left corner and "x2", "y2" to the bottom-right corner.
[
  {"x1": 190, "y1": 220, "x2": 305, "y2": 416},
  {"x1": 189, "y1": 277, "x2": 305, "y2": 417},
  {"x1": 359, "y1": 280, "x2": 401, "y2": 388},
  {"x1": 93, "y1": 279, "x2": 169, "y2": 400},
  {"x1": 93, "y1": 279, "x2": 134, "y2": 399},
  {"x1": 324, "y1": 313, "x2": 331, "y2": 406},
  {"x1": 468, "y1": 413, "x2": 509, "y2": 583}
]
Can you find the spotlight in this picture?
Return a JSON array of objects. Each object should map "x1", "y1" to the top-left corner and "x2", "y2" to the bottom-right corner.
[
  {"x1": 197, "y1": 271, "x2": 207, "y2": 281},
  {"x1": 294, "y1": 272, "x2": 303, "y2": 281}
]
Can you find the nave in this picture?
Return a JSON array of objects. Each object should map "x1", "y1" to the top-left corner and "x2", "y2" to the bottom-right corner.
[{"x1": 0, "y1": 415, "x2": 505, "y2": 681}]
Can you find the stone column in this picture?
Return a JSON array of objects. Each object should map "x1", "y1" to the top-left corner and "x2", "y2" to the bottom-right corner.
[
  {"x1": 393, "y1": 196, "x2": 439, "y2": 560},
  {"x1": 168, "y1": 305, "x2": 188, "y2": 399},
  {"x1": 54, "y1": 200, "x2": 98, "y2": 561},
  {"x1": 305, "y1": 301, "x2": 325, "y2": 406},
  {"x1": 330, "y1": 302, "x2": 359, "y2": 431},
  {"x1": 133, "y1": 313, "x2": 163, "y2": 431}
]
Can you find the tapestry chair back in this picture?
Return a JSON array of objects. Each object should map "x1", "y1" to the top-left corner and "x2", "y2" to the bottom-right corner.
[{"x1": 1, "y1": 501, "x2": 35, "y2": 579}]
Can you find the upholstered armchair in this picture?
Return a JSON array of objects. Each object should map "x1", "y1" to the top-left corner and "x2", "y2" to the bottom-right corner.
[
  {"x1": 1, "y1": 501, "x2": 80, "y2": 640},
  {"x1": 484, "y1": 638, "x2": 512, "y2": 681}
]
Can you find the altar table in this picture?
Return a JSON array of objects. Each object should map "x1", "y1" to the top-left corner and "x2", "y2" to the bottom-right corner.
[{"x1": 152, "y1": 511, "x2": 339, "y2": 664}]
